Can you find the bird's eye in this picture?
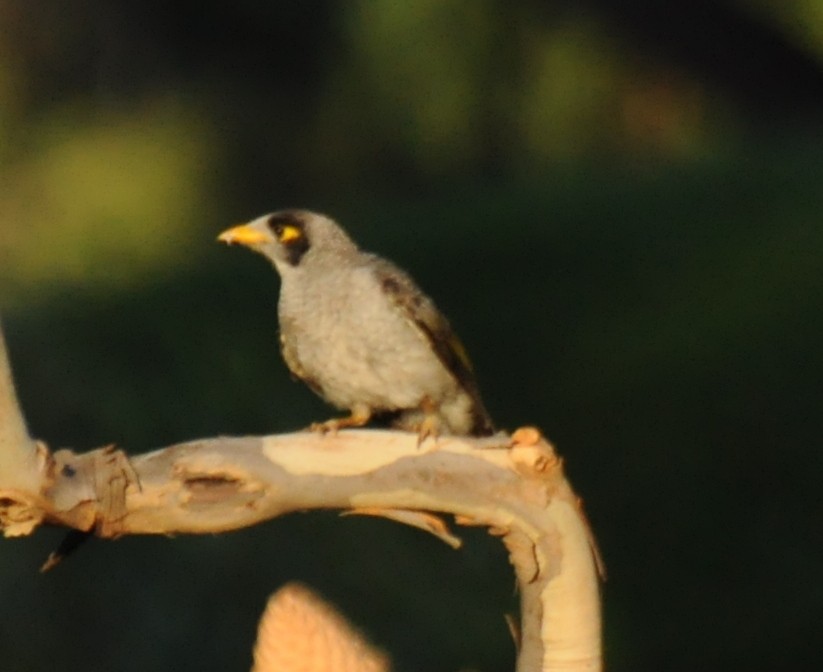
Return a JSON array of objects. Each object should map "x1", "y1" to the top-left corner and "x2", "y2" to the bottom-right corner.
[
  {"x1": 277, "y1": 225, "x2": 303, "y2": 244},
  {"x1": 268, "y1": 220, "x2": 303, "y2": 245}
]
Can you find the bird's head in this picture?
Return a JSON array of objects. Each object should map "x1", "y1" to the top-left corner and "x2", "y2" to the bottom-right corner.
[{"x1": 218, "y1": 209, "x2": 358, "y2": 271}]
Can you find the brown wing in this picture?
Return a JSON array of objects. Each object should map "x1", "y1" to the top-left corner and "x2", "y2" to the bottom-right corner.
[{"x1": 369, "y1": 256, "x2": 494, "y2": 435}]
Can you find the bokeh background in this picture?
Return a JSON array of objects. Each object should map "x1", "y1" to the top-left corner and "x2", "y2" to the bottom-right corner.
[{"x1": 1, "y1": 1, "x2": 822, "y2": 670}]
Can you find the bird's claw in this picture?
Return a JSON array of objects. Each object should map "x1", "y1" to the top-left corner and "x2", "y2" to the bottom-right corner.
[
  {"x1": 308, "y1": 419, "x2": 340, "y2": 435},
  {"x1": 416, "y1": 415, "x2": 440, "y2": 449},
  {"x1": 309, "y1": 409, "x2": 371, "y2": 435}
]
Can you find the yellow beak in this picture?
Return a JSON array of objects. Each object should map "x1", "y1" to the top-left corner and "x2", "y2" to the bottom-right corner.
[{"x1": 217, "y1": 224, "x2": 271, "y2": 246}]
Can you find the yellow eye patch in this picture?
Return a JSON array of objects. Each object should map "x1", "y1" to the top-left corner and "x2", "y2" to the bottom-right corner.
[{"x1": 278, "y1": 225, "x2": 303, "y2": 244}]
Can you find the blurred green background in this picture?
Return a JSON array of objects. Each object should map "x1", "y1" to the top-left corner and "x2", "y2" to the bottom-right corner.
[{"x1": 1, "y1": 1, "x2": 822, "y2": 670}]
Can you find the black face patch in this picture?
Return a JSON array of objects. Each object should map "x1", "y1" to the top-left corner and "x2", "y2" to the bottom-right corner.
[{"x1": 266, "y1": 212, "x2": 311, "y2": 266}]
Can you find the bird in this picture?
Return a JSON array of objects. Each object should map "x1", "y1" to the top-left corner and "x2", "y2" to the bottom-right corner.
[{"x1": 217, "y1": 209, "x2": 494, "y2": 442}]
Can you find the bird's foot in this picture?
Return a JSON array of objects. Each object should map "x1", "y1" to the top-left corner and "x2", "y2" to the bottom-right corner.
[
  {"x1": 415, "y1": 397, "x2": 442, "y2": 448},
  {"x1": 309, "y1": 407, "x2": 371, "y2": 435},
  {"x1": 415, "y1": 415, "x2": 441, "y2": 448}
]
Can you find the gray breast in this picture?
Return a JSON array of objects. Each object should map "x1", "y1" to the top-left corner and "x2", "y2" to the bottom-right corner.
[{"x1": 278, "y1": 260, "x2": 456, "y2": 412}]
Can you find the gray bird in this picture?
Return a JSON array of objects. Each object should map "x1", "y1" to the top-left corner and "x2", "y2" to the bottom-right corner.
[{"x1": 218, "y1": 210, "x2": 493, "y2": 441}]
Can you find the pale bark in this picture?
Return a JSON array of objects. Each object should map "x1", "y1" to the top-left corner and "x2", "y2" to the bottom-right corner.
[
  {"x1": 0, "y1": 320, "x2": 41, "y2": 489},
  {"x1": 1, "y1": 428, "x2": 602, "y2": 671},
  {"x1": 0, "y1": 319, "x2": 49, "y2": 536}
]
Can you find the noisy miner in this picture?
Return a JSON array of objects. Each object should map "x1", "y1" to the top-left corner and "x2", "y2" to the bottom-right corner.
[{"x1": 218, "y1": 209, "x2": 494, "y2": 442}]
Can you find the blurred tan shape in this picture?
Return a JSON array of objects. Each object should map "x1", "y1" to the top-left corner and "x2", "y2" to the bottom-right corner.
[{"x1": 252, "y1": 583, "x2": 391, "y2": 672}]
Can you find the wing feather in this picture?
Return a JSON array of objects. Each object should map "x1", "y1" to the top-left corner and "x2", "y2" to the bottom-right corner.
[{"x1": 369, "y1": 256, "x2": 494, "y2": 434}]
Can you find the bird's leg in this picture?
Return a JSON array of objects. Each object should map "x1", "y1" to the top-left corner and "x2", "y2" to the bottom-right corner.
[
  {"x1": 415, "y1": 397, "x2": 441, "y2": 448},
  {"x1": 309, "y1": 404, "x2": 372, "y2": 435}
]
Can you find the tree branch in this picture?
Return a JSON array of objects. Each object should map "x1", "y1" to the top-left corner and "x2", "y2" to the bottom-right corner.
[
  {"x1": 0, "y1": 317, "x2": 48, "y2": 533},
  {"x1": 2, "y1": 427, "x2": 602, "y2": 671}
]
